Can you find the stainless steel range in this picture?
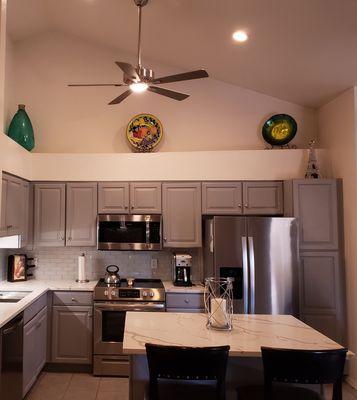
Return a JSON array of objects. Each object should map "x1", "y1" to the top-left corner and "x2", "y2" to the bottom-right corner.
[{"x1": 93, "y1": 278, "x2": 165, "y2": 376}]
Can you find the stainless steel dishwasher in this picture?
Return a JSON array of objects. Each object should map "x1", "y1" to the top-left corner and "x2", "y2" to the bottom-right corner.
[{"x1": 0, "y1": 313, "x2": 24, "y2": 400}]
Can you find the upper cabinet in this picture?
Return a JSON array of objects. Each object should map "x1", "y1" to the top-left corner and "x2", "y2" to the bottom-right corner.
[
  {"x1": 202, "y1": 181, "x2": 283, "y2": 215},
  {"x1": 34, "y1": 183, "x2": 66, "y2": 247},
  {"x1": 1, "y1": 173, "x2": 30, "y2": 244},
  {"x1": 242, "y1": 181, "x2": 283, "y2": 215},
  {"x1": 98, "y1": 183, "x2": 129, "y2": 214},
  {"x1": 202, "y1": 182, "x2": 242, "y2": 215},
  {"x1": 66, "y1": 183, "x2": 98, "y2": 247},
  {"x1": 130, "y1": 182, "x2": 161, "y2": 214},
  {"x1": 162, "y1": 182, "x2": 202, "y2": 248},
  {"x1": 98, "y1": 182, "x2": 161, "y2": 214},
  {"x1": 285, "y1": 179, "x2": 339, "y2": 250}
]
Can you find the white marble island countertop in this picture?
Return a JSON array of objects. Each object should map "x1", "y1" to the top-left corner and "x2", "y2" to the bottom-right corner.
[
  {"x1": 163, "y1": 281, "x2": 205, "y2": 294},
  {"x1": 123, "y1": 312, "x2": 352, "y2": 357},
  {"x1": 0, "y1": 279, "x2": 97, "y2": 329}
]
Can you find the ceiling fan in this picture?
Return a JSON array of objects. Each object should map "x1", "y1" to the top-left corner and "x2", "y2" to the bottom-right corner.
[{"x1": 68, "y1": 0, "x2": 209, "y2": 105}]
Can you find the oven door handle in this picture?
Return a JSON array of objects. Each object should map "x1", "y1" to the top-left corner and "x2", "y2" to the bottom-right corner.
[{"x1": 94, "y1": 302, "x2": 165, "y2": 312}]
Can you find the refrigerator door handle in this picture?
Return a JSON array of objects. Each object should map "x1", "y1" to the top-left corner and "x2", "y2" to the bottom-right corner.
[
  {"x1": 248, "y1": 236, "x2": 256, "y2": 314},
  {"x1": 241, "y1": 236, "x2": 249, "y2": 314}
]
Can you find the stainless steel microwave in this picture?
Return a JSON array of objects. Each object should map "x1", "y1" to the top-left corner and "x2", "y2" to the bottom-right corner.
[{"x1": 97, "y1": 214, "x2": 162, "y2": 251}]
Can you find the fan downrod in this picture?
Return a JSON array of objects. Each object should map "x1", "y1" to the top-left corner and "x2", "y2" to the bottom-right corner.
[{"x1": 134, "y1": 0, "x2": 149, "y2": 7}]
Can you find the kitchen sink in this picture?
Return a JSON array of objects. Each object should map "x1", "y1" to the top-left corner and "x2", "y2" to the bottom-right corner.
[{"x1": 0, "y1": 291, "x2": 31, "y2": 303}]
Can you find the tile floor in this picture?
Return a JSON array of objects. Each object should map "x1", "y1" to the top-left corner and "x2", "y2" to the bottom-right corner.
[
  {"x1": 25, "y1": 372, "x2": 357, "y2": 400},
  {"x1": 25, "y1": 372, "x2": 128, "y2": 400}
]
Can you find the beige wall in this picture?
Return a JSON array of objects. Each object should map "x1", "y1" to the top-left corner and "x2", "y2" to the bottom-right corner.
[
  {"x1": 318, "y1": 87, "x2": 357, "y2": 386},
  {"x1": 6, "y1": 31, "x2": 317, "y2": 153}
]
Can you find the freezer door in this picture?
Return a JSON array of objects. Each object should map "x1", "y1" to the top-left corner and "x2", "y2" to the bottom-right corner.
[
  {"x1": 213, "y1": 216, "x2": 248, "y2": 313},
  {"x1": 247, "y1": 217, "x2": 299, "y2": 315}
]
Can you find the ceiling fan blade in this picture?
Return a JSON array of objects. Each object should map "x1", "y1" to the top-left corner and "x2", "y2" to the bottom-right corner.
[
  {"x1": 68, "y1": 83, "x2": 126, "y2": 87},
  {"x1": 148, "y1": 86, "x2": 189, "y2": 101},
  {"x1": 154, "y1": 69, "x2": 209, "y2": 84},
  {"x1": 108, "y1": 90, "x2": 132, "y2": 105},
  {"x1": 115, "y1": 62, "x2": 140, "y2": 82}
]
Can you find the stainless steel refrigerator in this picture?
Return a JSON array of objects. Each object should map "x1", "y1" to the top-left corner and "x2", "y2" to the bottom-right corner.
[{"x1": 204, "y1": 216, "x2": 299, "y2": 316}]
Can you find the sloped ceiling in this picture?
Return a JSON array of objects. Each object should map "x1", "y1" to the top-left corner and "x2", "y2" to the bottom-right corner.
[{"x1": 7, "y1": 0, "x2": 357, "y2": 108}]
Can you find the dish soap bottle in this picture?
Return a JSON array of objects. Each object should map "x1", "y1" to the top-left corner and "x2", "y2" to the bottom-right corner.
[{"x1": 7, "y1": 104, "x2": 35, "y2": 151}]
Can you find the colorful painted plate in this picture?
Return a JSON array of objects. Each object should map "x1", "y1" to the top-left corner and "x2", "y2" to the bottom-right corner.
[
  {"x1": 262, "y1": 114, "x2": 297, "y2": 146},
  {"x1": 126, "y1": 113, "x2": 163, "y2": 152}
]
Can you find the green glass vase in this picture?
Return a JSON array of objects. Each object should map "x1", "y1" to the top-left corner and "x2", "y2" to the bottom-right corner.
[{"x1": 7, "y1": 104, "x2": 35, "y2": 151}]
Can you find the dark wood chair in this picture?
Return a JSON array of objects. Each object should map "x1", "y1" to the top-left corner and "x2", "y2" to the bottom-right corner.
[
  {"x1": 237, "y1": 347, "x2": 348, "y2": 400},
  {"x1": 145, "y1": 343, "x2": 230, "y2": 400}
]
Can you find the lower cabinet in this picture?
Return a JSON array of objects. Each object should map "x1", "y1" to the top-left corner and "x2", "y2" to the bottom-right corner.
[
  {"x1": 51, "y1": 305, "x2": 93, "y2": 364},
  {"x1": 23, "y1": 306, "x2": 48, "y2": 397},
  {"x1": 166, "y1": 293, "x2": 204, "y2": 313}
]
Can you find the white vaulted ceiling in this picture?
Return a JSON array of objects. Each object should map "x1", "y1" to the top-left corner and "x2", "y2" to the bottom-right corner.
[{"x1": 6, "y1": 0, "x2": 357, "y2": 108}]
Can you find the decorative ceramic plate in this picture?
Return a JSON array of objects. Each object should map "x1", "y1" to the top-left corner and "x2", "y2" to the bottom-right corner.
[
  {"x1": 126, "y1": 113, "x2": 163, "y2": 152},
  {"x1": 262, "y1": 114, "x2": 297, "y2": 146}
]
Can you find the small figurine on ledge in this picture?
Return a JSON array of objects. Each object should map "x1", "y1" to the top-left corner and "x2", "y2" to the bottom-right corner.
[{"x1": 305, "y1": 139, "x2": 322, "y2": 179}]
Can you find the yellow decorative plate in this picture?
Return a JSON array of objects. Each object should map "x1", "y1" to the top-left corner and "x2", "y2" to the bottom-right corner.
[{"x1": 126, "y1": 113, "x2": 163, "y2": 152}]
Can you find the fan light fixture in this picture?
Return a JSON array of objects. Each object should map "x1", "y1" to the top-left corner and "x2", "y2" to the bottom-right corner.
[{"x1": 130, "y1": 82, "x2": 148, "y2": 93}]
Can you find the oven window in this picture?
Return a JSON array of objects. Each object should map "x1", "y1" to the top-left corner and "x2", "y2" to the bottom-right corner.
[{"x1": 102, "y1": 311, "x2": 126, "y2": 342}]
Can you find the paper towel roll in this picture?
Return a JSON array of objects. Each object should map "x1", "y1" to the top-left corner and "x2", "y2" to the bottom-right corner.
[{"x1": 78, "y1": 254, "x2": 86, "y2": 281}]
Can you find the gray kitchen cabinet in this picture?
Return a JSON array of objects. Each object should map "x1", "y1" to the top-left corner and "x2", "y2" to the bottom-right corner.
[
  {"x1": 202, "y1": 182, "x2": 243, "y2": 215},
  {"x1": 242, "y1": 181, "x2": 283, "y2": 215},
  {"x1": 34, "y1": 183, "x2": 66, "y2": 247},
  {"x1": 0, "y1": 173, "x2": 29, "y2": 242},
  {"x1": 51, "y1": 305, "x2": 93, "y2": 364},
  {"x1": 130, "y1": 182, "x2": 161, "y2": 214},
  {"x1": 23, "y1": 306, "x2": 47, "y2": 397},
  {"x1": 66, "y1": 182, "x2": 98, "y2": 246},
  {"x1": 284, "y1": 179, "x2": 339, "y2": 250},
  {"x1": 300, "y1": 252, "x2": 345, "y2": 344},
  {"x1": 162, "y1": 182, "x2": 202, "y2": 248},
  {"x1": 98, "y1": 182, "x2": 129, "y2": 214}
]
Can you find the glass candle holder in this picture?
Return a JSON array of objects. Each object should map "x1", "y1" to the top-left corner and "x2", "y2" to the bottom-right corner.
[{"x1": 204, "y1": 277, "x2": 234, "y2": 331}]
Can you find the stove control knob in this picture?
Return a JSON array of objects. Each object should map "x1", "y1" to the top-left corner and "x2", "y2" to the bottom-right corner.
[
  {"x1": 142, "y1": 291, "x2": 148, "y2": 297},
  {"x1": 104, "y1": 290, "x2": 109, "y2": 296},
  {"x1": 149, "y1": 291, "x2": 155, "y2": 298},
  {"x1": 111, "y1": 290, "x2": 116, "y2": 296}
]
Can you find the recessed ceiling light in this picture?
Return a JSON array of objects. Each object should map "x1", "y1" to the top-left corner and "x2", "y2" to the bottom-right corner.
[
  {"x1": 232, "y1": 31, "x2": 248, "y2": 43},
  {"x1": 130, "y1": 82, "x2": 148, "y2": 93}
]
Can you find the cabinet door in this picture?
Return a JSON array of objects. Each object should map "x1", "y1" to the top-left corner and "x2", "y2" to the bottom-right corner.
[
  {"x1": 130, "y1": 182, "x2": 162, "y2": 214},
  {"x1": 23, "y1": 306, "x2": 47, "y2": 397},
  {"x1": 51, "y1": 306, "x2": 93, "y2": 364},
  {"x1": 0, "y1": 176, "x2": 7, "y2": 236},
  {"x1": 66, "y1": 183, "x2": 97, "y2": 246},
  {"x1": 293, "y1": 180, "x2": 339, "y2": 250},
  {"x1": 300, "y1": 252, "x2": 345, "y2": 343},
  {"x1": 202, "y1": 182, "x2": 242, "y2": 215},
  {"x1": 162, "y1": 182, "x2": 202, "y2": 247},
  {"x1": 98, "y1": 182, "x2": 129, "y2": 214},
  {"x1": 34, "y1": 183, "x2": 66, "y2": 246},
  {"x1": 242, "y1": 181, "x2": 283, "y2": 215}
]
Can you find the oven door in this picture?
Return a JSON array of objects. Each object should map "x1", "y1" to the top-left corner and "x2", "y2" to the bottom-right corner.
[
  {"x1": 94, "y1": 302, "x2": 165, "y2": 354},
  {"x1": 97, "y1": 214, "x2": 162, "y2": 251}
]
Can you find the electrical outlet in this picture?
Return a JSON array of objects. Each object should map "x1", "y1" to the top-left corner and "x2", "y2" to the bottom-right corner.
[{"x1": 151, "y1": 258, "x2": 158, "y2": 269}]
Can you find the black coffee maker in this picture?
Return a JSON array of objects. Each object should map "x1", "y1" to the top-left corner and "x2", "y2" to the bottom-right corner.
[{"x1": 173, "y1": 253, "x2": 192, "y2": 287}]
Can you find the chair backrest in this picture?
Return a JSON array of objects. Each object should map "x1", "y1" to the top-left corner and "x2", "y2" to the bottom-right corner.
[
  {"x1": 145, "y1": 343, "x2": 230, "y2": 400},
  {"x1": 261, "y1": 347, "x2": 348, "y2": 400}
]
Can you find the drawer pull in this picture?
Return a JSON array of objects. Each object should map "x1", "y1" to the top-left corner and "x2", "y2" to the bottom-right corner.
[
  {"x1": 71, "y1": 298, "x2": 77, "y2": 302},
  {"x1": 184, "y1": 299, "x2": 190, "y2": 304}
]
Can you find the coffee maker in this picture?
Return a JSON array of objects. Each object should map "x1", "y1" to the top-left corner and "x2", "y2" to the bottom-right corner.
[{"x1": 173, "y1": 253, "x2": 192, "y2": 287}]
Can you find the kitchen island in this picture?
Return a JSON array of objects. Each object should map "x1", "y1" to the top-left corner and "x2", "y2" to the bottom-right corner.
[{"x1": 123, "y1": 312, "x2": 350, "y2": 400}]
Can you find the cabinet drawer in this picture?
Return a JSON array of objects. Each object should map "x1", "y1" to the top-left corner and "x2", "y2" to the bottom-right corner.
[
  {"x1": 52, "y1": 291, "x2": 93, "y2": 306},
  {"x1": 166, "y1": 293, "x2": 204, "y2": 309},
  {"x1": 24, "y1": 293, "x2": 48, "y2": 325}
]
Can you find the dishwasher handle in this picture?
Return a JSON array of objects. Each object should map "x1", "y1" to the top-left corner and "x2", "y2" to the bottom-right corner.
[{"x1": 2, "y1": 315, "x2": 24, "y2": 335}]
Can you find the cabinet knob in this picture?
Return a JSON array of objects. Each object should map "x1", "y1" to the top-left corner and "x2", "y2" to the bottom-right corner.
[
  {"x1": 71, "y1": 298, "x2": 77, "y2": 302},
  {"x1": 124, "y1": 206, "x2": 128, "y2": 209},
  {"x1": 184, "y1": 298, "x2": 190, "y2": 304},
  {"x1": 163, "y1": 238, "x2": 167, "y2": 242},
  {"x1": 244, "y1": 204, "x2": 248, "y2": 208},
  {"x1": 131, "y1": 206, "x2": 134, "y2": 209},
  {"x1": 238, "y1": 204, "x2": 242, "y2": 208},
  {"x1": 6, "y1": 225, "x2": 13, "y2": 229},
  {"x1": 68, "y1": 237, "x2": 72, "y2": 241}
]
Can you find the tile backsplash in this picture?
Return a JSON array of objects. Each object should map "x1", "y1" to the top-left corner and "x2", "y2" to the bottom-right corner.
[{"x1": 6, "y1": 247, "x2": 203, "y2": 282}]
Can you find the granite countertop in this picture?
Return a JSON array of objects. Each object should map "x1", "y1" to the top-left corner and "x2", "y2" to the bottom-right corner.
[
  {"x1": 163, "y1": 281, "x2": 205, "y2": 294},
  {"x1": 0, "y1": 280, "x2": 97, "y2": 329},
  {"x1": 123, "y1": 312, "x2": 353, "y2": 357}
]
